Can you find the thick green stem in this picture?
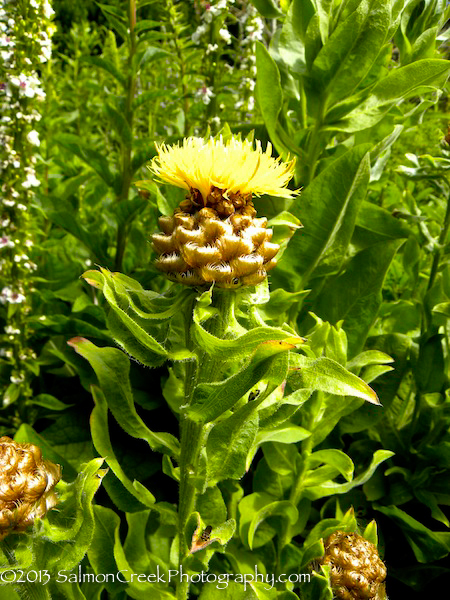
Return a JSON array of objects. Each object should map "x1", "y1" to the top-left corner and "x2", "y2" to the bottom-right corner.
[{"x1": 176, "y1": 290, "x2": 237, "y2": 600}]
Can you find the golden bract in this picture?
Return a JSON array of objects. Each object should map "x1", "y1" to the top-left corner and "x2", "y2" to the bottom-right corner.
[
  {"x1": 149, "y1": 136, "x2": 298, "y2": 288},
  {"x1": 320, "y1": 531, "x2": 387, "y2": 600},
  {"x1": 0, "y1": 436, "x2": 61, "y2": 540}
]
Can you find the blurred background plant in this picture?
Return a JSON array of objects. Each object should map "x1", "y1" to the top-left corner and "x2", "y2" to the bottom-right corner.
[{"x1": 0, "y1": 0, "x2": 449, "y2": 598}]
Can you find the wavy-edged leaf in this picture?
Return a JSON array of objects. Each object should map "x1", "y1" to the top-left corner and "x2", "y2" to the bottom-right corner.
[
  {"x1": 68, "y1": 337, "x2": 179, "y2": 458},
  {"x1": 90, "y1": 385, "x2": 155, "y2": 508},
  {"x1": 188, "y1": 342, "x2": 293, "y2": 423},
  {"x1": 304, "y1": 449, "x2": 394, "y2": 500}
]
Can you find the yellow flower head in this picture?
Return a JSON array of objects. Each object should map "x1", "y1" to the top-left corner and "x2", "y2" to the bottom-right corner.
[{"x1": 150, "y1": 136, "x2": 298, "y2": 201}]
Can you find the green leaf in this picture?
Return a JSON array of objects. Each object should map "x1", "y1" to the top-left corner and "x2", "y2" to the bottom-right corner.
[
  {"x1": 47, "y1": 211, "x2": 108, "y2": 263},
  {"x1": 193, "y1": 300, "x2": 299, "y2": 361},
  {"x1": 206, "y1": 402, "x2": 259, "y2": 486},
  {"x1": 90, "y1": 385, "x2": 155, "y2": 508},
  {"x1": 346, "y1": 350, "x2": 394, "y2": 370},
  {"x1": 335, "y1": 59, "x2": 450, "y2": 131},
  {"x1": 263, "y1": 442, "x2": 298, "y2": 476},
  {"x1": 362, "y1": 519, "x2": 379, "y2": 546},
  {"x1": 104, "y1": 103, "x2": 132, "y2": 145},
  {"x1": 304, "y1": 449, "x2": 394, "y2": 500},
  {"x1": 249, "y1": 0, "x2": 283, "y2": 19},
  {"x1": 43, "y1": 459, "x2": 107, "y2": 571},
  {"x1": 313, "y1": 239, "x2": 404, "y2": 356},
  {"x1": 88, "y1": 506, "x2": 127, "y2": 595},
  {"x1": 433, "y1": 302, "x2": 450, "y2": 318},
  {"x1": 68, "y1": 337, "x2": 179, "y2": 457},
  {"x1": 290, "y1": 354, "x2": 380, "y2": 404},
  {"x1": 280, "y1": 145, "x2": 371, "y2": 288},
  {"x1": 80, "y1": 55, "x2": 126, "y2": 87},
  {"x1": 307, "y1": 449, "x2": 354, "y2": 482},
  {"x1": 239, "y1": 492, "x2": 297, "y2": 550},
  {"x1": 84, "y1": 269, "x2": 194, "y2": 364},
  {"x1": 255, "y1": 42, "x2": 285, "y2": 155},
  {"x1": 188, "y1": 342, "x2": 292, "y2": 423},
  {"x1": 374, "y1": 504, "x2": 450, "y2": 562},
  {"x1": 137, "y1": 45, "x2": 172, "y2": 67},
  {"x1": 54, "y1": 134, "x2": 116, "y2": 189},
  {"x1": 31, "y1": 394, "x2": 72, "y2": 411},
  {"x1": 415, "y1": 334, "x2": 445, "y2": 393},
  {"x1": 311, "y1": 0, "x2": 391, "y2": 107},
  {"x1": 354, "y1": 200, "x2": 412, "y2": 244},
  {"x1": 278, "y1": 0, "x2": 317, "y2": 75},
  {"x1": 248, "y1": 500, "x2": 298, "y2": 550},
  {"x1": 256, "y1": 425, "x2": 311, "y2": 445}
]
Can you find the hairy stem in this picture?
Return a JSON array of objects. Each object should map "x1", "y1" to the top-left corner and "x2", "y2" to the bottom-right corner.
[{"x1": 176, "y1": 290, "x2": 237, "y2": 599}]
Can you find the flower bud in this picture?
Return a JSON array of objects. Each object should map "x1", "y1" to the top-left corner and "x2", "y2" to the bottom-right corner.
[
  {"x1": 320, "y1": 531, "x2": 387, "y2": 600},
  {"x1": 0, "y1": 436, "x2": 61, "y2": 540},
  {"x1": 151, "y1": 205, "x2": 279, "y2": 288}
]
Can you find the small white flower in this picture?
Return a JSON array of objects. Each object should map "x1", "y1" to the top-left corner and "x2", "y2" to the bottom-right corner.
[
  {"x1": 0, "y1": 235, "x2": 14, "y2": 248},
  {"x1": 2, "y1": 199, "x2": 15, "y2": 207},
  {"x1": 192, "y1": 23, "x2": 208, "y2": 44},
  {"x1": 43, "y1": 0, "x2": 55, "y2": 19},
  {"x1": 27, "y1": 129, "x2": 40, "y2": 146},
  {"x1": 218, "y1": 27, "x2": 232, "y2": 44},
  {"x1": 17, "y1": 203, "x2": 27, "y2": 210},
  {"x1": 196, "y1": 85, "x2": 215, "y2": 105},
  {"x1": 4, "y1": 325, "x2": 20, "y2": 335},
  {"x1": 206, "y1": 43, "x2": 218, "y2": 55},
  {"x1": 22, "y1": 173, "x2": 40, "y2": 188},
  {"x1": 10, "y1": 374, "x2": 25, "y2": 384},
  {"x1": 0, "y1": 286, "x2": 25, "y2": 304},
  {"x1": 13, "y1": 160, "x2": 20, "y2": 168}
]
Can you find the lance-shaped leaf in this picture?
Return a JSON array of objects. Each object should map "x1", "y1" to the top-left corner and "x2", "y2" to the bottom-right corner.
[
  {"x1": 312, "y1": 0, "x2": 391, "y2": 106},
  {"x1": 68, "y1": 337, "x2": 180, "y2": 458},
  {"x1": 88, "y1": 506, "x2": 128, "y2": 596},
  {"x1": 255, "y1": 42, "x2": 291, "y2": 157},
  {"x1": 306, "y1": 449, "x2": 354, "y2": 482},
  {"x1": 313, "y1": 239, "x2": 404, "y2": 356},
  {"x1": 374, "y1": 504, "x2": 450, "y2": 563},
  {"x1": 90, "y1": 385, "x2": 155, "y2": 509},
  {"x1": 289, "y1": 353, "x2": 380, "y2": 405},
  {"x1": 332, "y1": 58, "x2": 450, "y2": 132},
  {"x1": 188, "y1": 341, "x2": 294, "y2": 423},
  {"x1": 280, "y1": 145, "x2": 371, "y2": 289},
  {"x1": 239, "y1": 492, "x2": 298, "y2": 550},
  {"x1": 111, "y1": 514, "x2": 176, "y2": 600},
  {"x1": 303, "y1": 449, "x2": 394, "y2": 500}
]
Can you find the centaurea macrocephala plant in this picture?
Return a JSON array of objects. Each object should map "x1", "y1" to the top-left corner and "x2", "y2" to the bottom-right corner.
[{"x1": 75, "y1": 134, "x2": 385, "y2": 599}]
